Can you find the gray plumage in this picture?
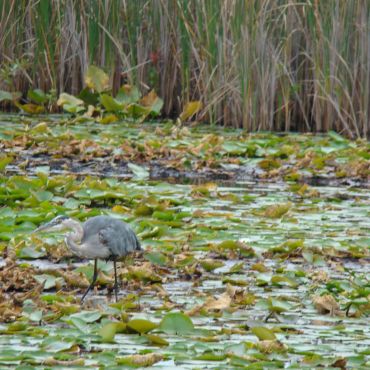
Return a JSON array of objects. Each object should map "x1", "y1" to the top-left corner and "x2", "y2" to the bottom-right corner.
[
  {"x1": 34, "y1": 215, "x2": 142, "y2": 302},
  {"x1": 82, "y1": 216, "x2": 141, "y2": 259}
]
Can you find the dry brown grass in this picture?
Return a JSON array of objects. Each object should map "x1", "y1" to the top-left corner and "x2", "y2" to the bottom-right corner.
[{"x1": 0, "y1": 0, "x2": 369, "y2": 137}]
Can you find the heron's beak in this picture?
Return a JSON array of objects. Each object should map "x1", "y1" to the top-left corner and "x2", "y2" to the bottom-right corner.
[{"x1": 32, "y1": 221, "x2": 54, "y2": 233}]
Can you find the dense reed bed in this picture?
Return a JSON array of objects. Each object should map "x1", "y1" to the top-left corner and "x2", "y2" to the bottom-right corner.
[{"x1": 0, "y1": 0, "x2": 369, "y2": 137}]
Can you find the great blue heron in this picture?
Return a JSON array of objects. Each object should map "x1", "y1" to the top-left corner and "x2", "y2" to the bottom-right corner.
[{"x1": 34, "y1": 215, "x2": 141, "y2": 302}]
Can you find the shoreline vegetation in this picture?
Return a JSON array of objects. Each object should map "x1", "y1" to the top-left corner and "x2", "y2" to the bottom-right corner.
[{"x1": 1, "y1": 1, "x2": 370, "y2": 138}]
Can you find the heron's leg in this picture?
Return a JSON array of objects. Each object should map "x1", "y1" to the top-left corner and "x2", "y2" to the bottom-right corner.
[
  {"x1": 113, "y1": 258, "x2": 118, "y2": 302},
  {"x1": 81, "y1": 259, "x2": 98, "y2": 302}
]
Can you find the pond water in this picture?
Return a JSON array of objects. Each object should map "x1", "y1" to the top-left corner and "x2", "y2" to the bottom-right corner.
[
  {"x1": 0, "y1": 178, "x2": 368, "y2": 369},
  {"x1": 0, "y1": 115, "x2": 369, "y2": 368}
]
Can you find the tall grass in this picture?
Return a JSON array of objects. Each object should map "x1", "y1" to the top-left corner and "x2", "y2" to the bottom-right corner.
[{"x1": 0, "y1": 0, "x2": 369, "y2": 138}]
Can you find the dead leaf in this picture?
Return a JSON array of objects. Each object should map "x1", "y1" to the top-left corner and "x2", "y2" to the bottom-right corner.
[
  {"x1": 331, "y1": 358, "x2": 347, "y2": 369},
  {"x1": 43, "y1": 358, "x2": 84, "y2": 366},
  {"x1": 312, "y1": 294, "x2": 342, "y2": 316},
  {"x1": 186, "y1": 288, "x2": 233, "y2": 316},
  {"x1": 118, "y1": 353, "x2": 163, "y2": 367},
  {"x1": 256, "y1": 340, "x2": 288, "y2": 354}
]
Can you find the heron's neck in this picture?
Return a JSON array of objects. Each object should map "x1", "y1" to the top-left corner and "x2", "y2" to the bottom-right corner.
[
  {"x1": 64, "y1": 219, "x2": 84, "y2": 258},
  {"x1": 65, "y1": 219, "x2": 84, "y2": 243}
]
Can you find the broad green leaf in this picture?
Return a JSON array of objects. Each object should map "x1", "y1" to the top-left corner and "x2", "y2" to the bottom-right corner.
[
  {"x1": 99, "y1": 322, "x2": 117, "y2": 343},
  {"x1": 15, "y1": 102, "x2": 45, "y2": 114},
  {"x1": 251, "y1": 326, "x2": 277, "y2": 341},
  {"x1": 128, "y1": 163, "x2": 149, "y2": 179},
  {"x1": 100, "y1": 94, "x2": 125, "y2": 112},
  {"x1": 85, "y1": 65, "x2": 110, "y2": 92},
  {"x1": 127, "y1": 319, "x2": 158, "y2": 334},
  {"x1": 27, "y1": 89, "x2": 48, "y2": 104},
  {"x1": 179, "y1": 101, "x2": 203, "y2": 121},
  {"x1": 271, "y1": 275, "x2": 298, "y2": 288},
  {"x1": 200, "y1": 259, "x2": 224, "y2": 272},
  {"x1": 116, "y1": 85, "x2": 141, "y2": 104},
  {"x1": 159, "y1": 312, "x2": 194, "y2": 335},
  {"x1": 34, "y1": 274, "x2": 63, "y2": 289},
  {"x1": 69, "y1": 310, "x2": 102, "y2": 323},
  {"x1": 57, "y1": 93, "x2": 84, "y2": 113},
  {"x1": 0, "y1": 156, "x2": 12, "y2": 171},
  {"x1": 17, "y1": 246, "x2": 46, "y2": 259},
  {"x1": 145, "y1": 334, "x2": 169, "y2": 346},
  {"x1": 31, "y1": 190, "x2": 54, "y2": 202},
  {"x1": 0, "y1": 90, "x2": 14, "y2": 102},
  {"x1": 144, "y1": 251, "x2": 168, "y2": 266},
  {"x1": 42, "y1": 338, "x2": 75, "y2": 352},
  {"x1": 140, "y1": 90, "x2": 163, "y2": 115}
]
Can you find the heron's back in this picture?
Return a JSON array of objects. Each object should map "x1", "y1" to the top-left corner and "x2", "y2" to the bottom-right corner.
[{"x1": 82, "y1": 216, "x2": 141, "y2": 258}]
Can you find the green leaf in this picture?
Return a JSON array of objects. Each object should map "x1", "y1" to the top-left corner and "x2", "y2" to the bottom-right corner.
[
  {"x1": 145, "y1": 334, "x2": 169, "y2": 346},
  {"x1": 27, "y1": 89, "x2": 48, "y2": 104},
  {"x1": 200, "y1": 259, "x2": 224, "y2": 272},
  {"x1": 69, "y1": 310, "x2": 102, "y2": 323},
  {"x1": 127, "y1": 319, "x2": 158, "y2": 334},
  {"x1": 271, "y1": 275, "x2": 298, "y2": 288},
  {"x1": 179, "y1": 101, "x2": 202, "y2": 121},
  {"x1": 42, "y1": 338, "x2": 75, "y2": 352},
  {"x1": 17, "y1": 246, "x2": 46, "y2": 259},
  {"x1": 85, "y1": 65, "x2": 110, "y2": 93},
  {"x1": 144, "y1": 252, "x2": 168, "y2": 266},
  {"x1": 128, "y1": 163, "x2": 149, "y2": 179},
  {"x1": 34, "y1": 274, "x2": 63, "y2": 289},
  {"x1": 140, "y1": 90, "x2": 163, "y2": 116},
  {"x1": 116, "y1": 85, "x2": 141, "y2": 104},
  {"x1": 251, "y1": 326, "x2": 277, "y2": 341},
  {"x1": 100, "y1": 94, "x2": 125, "y2": 112},
  {"x1": 328, "y1": 131, "x2": 347, "y2": 143},
  {"x1": 159, "y1": 312, "x2": 194, "y2": 335},
  {"x1": 15, "y1": 102, "x2": 45, "y2": 114},
  {"x1": 0, "y1": 90, "x2": 14, "y2": 102},
  {"x1": 57, "y1": 93, "x2": 84, "y2": 113},
  {"x1": 31, "y1": 190, "x2": 54, "y2": 202},
  {"x1": 0, "y1": 156, "x2": 12, "y2": 171},
  {"x1": 99, "y1": 322, "x2": 117, "y2": 343}
]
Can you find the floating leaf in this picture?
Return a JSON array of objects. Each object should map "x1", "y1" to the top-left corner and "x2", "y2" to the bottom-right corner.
[
  {"x1": 312, "y1": 294, "x2": 341, "y2": 316},
  {"x1": 127, "y1": 319, "x2": 158, "y2": 334},
  {"x1": 128, "y1": 163, "x2": 149, "y2": 179},
  {"x1": 159, "y1": 312, "x2": 194, "y2": 335},
  {"x1": 263, "y1": 202, "x2": 291, "y2": 218},
  {"x1": 144, "y1": 251, "x2": 168, "y2": 266},
  {"x1": 18, "y1": 246, "x2": 46, "y2": 259},
  {"x1": 0, "y1": 156, "x2": 12, "y2": 171},
  {"x1": 99, "y1": 322, "x2": 117, "y2": 343},
  {"x1": 200, "y1": 259, "x2": 224, "y2": 272},
  {"x1": 34, "y1": 274, "x2": 62, "y2": 290},
  {"x1": 251, "y1": 326, "x2": 277, "y2": 341},
  {"x1": 271, "y1": 275, "x2": 298, "y2": 288},
  {"x1": 256, "y1": 340, "x2": 288, "y2": 354},
  {"x1": 145, "y1": 334, "x2": 169, "y2": 346},
  {"x1": 117, "y1": 353, "x2": 163, "y2": 367},
  {"x1": 69, "y1": 310, "x2": 102, "y2": 323}
]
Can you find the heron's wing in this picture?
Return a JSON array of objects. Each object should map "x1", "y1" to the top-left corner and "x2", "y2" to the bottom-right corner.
[{"x1": 98, "y1": 223, "x2": 141, "y2": 258}]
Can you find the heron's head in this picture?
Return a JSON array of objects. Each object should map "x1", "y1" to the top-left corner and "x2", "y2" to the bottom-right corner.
[{"x1": 34, "y1": 215, "x2": 71, "y2": 233}]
